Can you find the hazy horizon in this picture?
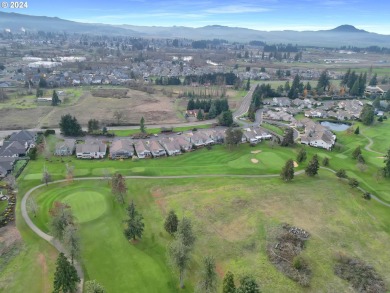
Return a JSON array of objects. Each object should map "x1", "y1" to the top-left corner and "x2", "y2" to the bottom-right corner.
[{"x1": 1, "y1": 0, "x2": 390, "y2": 35}]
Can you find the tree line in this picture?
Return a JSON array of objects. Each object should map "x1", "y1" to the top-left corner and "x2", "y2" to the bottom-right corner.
[{"x1": 183, "y1": 73, "x2": 238, "y2": 86}]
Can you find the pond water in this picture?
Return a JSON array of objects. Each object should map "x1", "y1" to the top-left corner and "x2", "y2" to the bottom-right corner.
[{"x1": 320, "y1": 121, "x2": 350, "y2": 131}]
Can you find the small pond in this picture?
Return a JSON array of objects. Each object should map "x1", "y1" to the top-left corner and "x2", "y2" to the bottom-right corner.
[{"x1": 320, "y1": 121, "x2": 350, "y2": 131}]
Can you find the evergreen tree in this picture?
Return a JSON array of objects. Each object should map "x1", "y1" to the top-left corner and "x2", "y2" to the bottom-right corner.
[
  {"x1": 296, "y1": 148, "x2": 307, "y2": 163},
  {"x1": 317, "y1": 70, "x2": 330, "y2": 92},
  {"x1": 284, "y1": 81, "x2": 290, "y2": 93},
  {"x1": 218, "y1": 110, "x2": 233, "y2": 126},
  {"x1": 187, "y1": 99, "x2": 195, "y2": 110},
  {"x1": 372, "y1": 95, "x2": 381, "y2": 109},
  {"x1": 383, "y1": 148, "x2": 390, "y2": 178},
  {"x1": 352, "y1": 146, "x2": 362, "y2": 159},
  {"x1": 59, "y1": 114, "x2": 83, "y2": 137},
  {"x1": 360, "y1": 104, "x2": 375, "y2": 125},
  {"x1": 305, "y1": 154, "x2": 319, "y2": 177},
  {"x1": 236, "y1": 276, "x2": 260, "y2": 293},
  {"x1": 384, "y1": 90, "x2": 390, "y2": 100},
  {"x1": 140, "y1": 116, "x2": 146, "y2": 133},
  {"x1": 246, "y1": 78, "x2": 251, "y2": 91},
  {"x1": 208, "y1": 102, "x2": 217, "y2": 119},
  {"x1": 124, "y1": 201, "x2": 145, "y2": 241},
  {"x1": 280, "y1": 128, "x2": 294, "y2": 147},
  {"x1": 348, "y1": 178, "x2": 359, "y2": 188},
  {"x1": 341, "y1": 69, "x2": 351, "y2": 86},
  {"x1": 350, "y1": 79, "x2": 360, "y2": 96},
  {"x1": 196, "y1": 256, "x2": 218, "y2": 293},
  {"x1": 336, "y1": 169, "x2": 347, "y2": 178},
  {"x1": 305, "y1": 82, "x2": 312, "y2": 91},
  {"x1": 322, "y1": 157, "x2": 330, "y2": 167},
  {"x1": 164, "y1": 210, "x2": 179, "y2": 236},
  {"x1": 222, "y1": 271, "x2": 236, "y2": 293},
  {"x1": 87, "y1": 119, "x2": 100, "y2": 133},
  {"x1": 354, "y1": 126, "x2": 360, "y2": 135},
  {"x1": 280, "y1": 159, "x2": 295, "y2": 182},
  {"x1": 197, "y1": 110, "x2": 204, "y2": 120},
  {"x1": 52, "y1": 90, "x2": 60, "y2": 106},
  {"x1": 369, "y1": 73, "x2": 378, "y2": 86},
  {"x1": 53, "y1": 253, "x2": 80, "y2": 293},
  {"x1": 225, "y1": 128, "x2": 243, "y2": 149}
]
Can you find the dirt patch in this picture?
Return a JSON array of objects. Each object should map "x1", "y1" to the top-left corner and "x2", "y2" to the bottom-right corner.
[
  {"x1": 334, "y1": 255, "x2": 387, "y2": 293},
  {"x1": 151, "y1": 187, "x2": 164, "y2": 198},
  {"x1": 0, "y1": 225, "x2": 21, "y2": 251},
  {"x1": 37, "y1": 90, "x2": 184, "y2": 128},
  {"x1": 37, "y1": 254, "x2": 49, "y2": 293},
  {"x1": 251, "y1": 159, "x2": 259, "y2": 164},
  {"x1": 294, "y1": 161, "x2": 299, "y2": 168},
  {"x1": 231, "y1": 198, "x2": 249, "y2": 208},
  {"x1": 251, "y1": 150, "x2": 262, "y2": 154},
  {"x1": 215, "y1": 262, "x2": 225, "y2": 278},
  {"x1": 155, "y1": 198, "x2": 167, "y2": 214},
  {"x1": 267, "y1": 224, "x2": 312, "y2": 287},
  {"x1": 218, "y1": 215, "x2": 255, "y2": 242},
  {"x1": 376, "y1": 157, "x2": 385, "y2": 159},
  {"x1": 91, "y1": 89, "x2": 128, "y2": 99},
  {"x1": 0, "y1": 108, "x2": 52, "y2": 130}
]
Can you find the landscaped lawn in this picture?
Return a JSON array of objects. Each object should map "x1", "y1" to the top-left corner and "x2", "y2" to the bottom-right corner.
[
  {"x1": 3, "y1": 119, "x2": 390, "y2": 292},
  {"x1": 28, "y1": 174, "x2": 390, "y2": 292},
  {"x1": 30, "y1": 181, "x2": 187, "y2": 293},
  {"x1": 0, "y1": 199, "x2": 7, "y2": 213}
]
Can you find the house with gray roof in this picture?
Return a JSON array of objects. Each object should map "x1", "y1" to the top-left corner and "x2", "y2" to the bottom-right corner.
[
  {"x1": 134, "y1": 141, "x2": 152, "y2": 159},
  {"x1": 0, "y1": 157, "x2": 16, "y2": 178},
  {"x1": 55, "y1": 139, "x2": 76, "y2": 156},
  {"x1": 159, "y1": 138, "x2": 181, "y2": 156},
  {"x1": 146, "y1": 140, "x2": 166, "y2": 158},
  {"x1": 76, "y1": 140, "x2": 107, "y2": 159},
  {"x1": 110, "y1": 139, "x2": 134, "y2": 159},
  {"x1": 8, "y1": 130, "x2": 36, "y2": 150},
  {"x1": 0, "y1": 141, "x2": 26, "y2": 157}
]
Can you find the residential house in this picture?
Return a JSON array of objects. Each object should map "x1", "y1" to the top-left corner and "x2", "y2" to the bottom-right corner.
[
  {"x1": 0, "y1": 157, "x2": 16, "y2": 178},
  {"x1": 110, "y1": 139, "x2": 134, "y2": 159},
  {"x1": 8, "y1": 130, "x2": 36, "y2": 150},
  {"x1": 174, "y1": 136, "x2": 192, "y2": 152},
  {"x1": 134, "y1": 141, "x2": 152, "y2": 159},
  {"x1": 146, "y1": 140, "x2": 166, "y2": 158},
  {"x1": 300, "y1": 118, "x2": 336, "y2": 150},
  {"x1": 0, "y1": 141, "x2": 26, "y2": 157},
  {"x1": 54, "y1": 139, "x2": 76, "y2": 156},
  {"x1": 76, "y1": 140, "x2": 107, "y2": 159},
  {"x1": 160, "y1": 138, "x2": 181, "y2": 156}
]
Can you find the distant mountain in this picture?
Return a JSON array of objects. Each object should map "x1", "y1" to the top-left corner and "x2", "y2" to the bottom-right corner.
[
  {"x1": 0, "y1": 12, "x2": 141, "y2": 36},
  {"x1": 329, "y1": 25, "x2": 368, "y2": 33},
  {"x1": 1, "y1": 12, "x2": 390, "y2": 47}
]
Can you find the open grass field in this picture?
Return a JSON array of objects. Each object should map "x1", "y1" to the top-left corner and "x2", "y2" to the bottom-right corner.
[
  {"x1": 2, "y1": 116, "x2": 390, "y2": 292},
  {"x1": 112, "y1": 124, "x2": 213, "y2": 137},
  {"x1": 25, "y1": 174, "x2": 390, "y2": 292}
]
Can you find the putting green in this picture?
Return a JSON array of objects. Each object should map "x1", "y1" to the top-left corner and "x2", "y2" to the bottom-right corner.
[{"x1": 62, "y1": 191, "x2": 107, "y2": 223}]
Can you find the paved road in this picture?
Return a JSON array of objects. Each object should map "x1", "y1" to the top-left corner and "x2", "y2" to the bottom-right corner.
[{"x1": 233, "y1": 85, "x2": 257, "y2": 126}]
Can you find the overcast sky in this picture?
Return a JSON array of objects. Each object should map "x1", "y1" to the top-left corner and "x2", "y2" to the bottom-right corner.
[{"x1": 5, "y1": 0, "x2": 390, "y2": 34}]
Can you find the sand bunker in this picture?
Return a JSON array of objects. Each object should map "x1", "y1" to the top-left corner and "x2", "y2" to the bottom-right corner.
[
  {"x1": 251, "y1": 150, "x2": 262, "y2": 154},
  {"x1": 294, "y1": 161, "x2": 299, "y2": 167},
  {"x1": 251, "y1": 159, "x2": 259, "y2": 164},
  {"x1": 377, "y1": 157, "x2": 385, "y2": 159}
]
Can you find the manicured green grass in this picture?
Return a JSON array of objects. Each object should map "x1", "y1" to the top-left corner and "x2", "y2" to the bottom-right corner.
[
  {"x1": 358, "y1": 119, "x2": 390, "y2": 154},
  {"x1": 31, "y1": 181, "x2": 187, "y2": 293},
  {"x1": 0, "y1": 199, "x2": 7, "y2": 213},
  {"x1": 261, "y1": 122, "x2": 285, "y2": 136},
  {"x1": 112, "y1": 124, "x2": 212, "y2": 137},
  {"x1": 29, "y1": 175, "x2": 390, "y2": 292}
]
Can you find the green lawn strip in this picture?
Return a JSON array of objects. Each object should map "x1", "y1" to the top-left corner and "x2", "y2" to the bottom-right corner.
[
  {"x1": 261, "y1": 122, "x2": 285, "y2": 136},
  {"x1": 112, "y1": 124, "x2": 212, "y2": 137},
  {"x1": 0, "y1": 199, "x2": 7, "y2": 213}
]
